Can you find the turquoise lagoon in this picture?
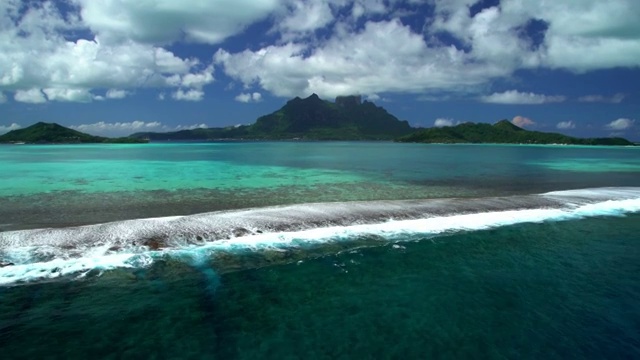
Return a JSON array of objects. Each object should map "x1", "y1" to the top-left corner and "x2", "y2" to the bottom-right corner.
[{"x1": 0, "y1": 142, "x2": 639, "y2": 358}]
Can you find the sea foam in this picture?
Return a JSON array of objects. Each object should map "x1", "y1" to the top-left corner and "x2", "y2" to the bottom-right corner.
[{"x1": 1, "y1": 187, "x2": 639, "y2": 286}]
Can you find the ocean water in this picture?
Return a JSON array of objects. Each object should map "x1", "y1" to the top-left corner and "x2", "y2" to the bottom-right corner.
[{"x1": 0, "y1": 142, "x2": 639, "y2": 358}]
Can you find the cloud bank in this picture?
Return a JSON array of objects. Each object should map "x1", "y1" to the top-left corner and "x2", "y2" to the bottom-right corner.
[
  {"x1": 0, "y1": 0, "x2": 639, "y2": 103},
  {"x1": 215, "y1": 0, "x2": 640, "y2": 99},
  {"x1": 0, "y1": 1, "x2": 215, "y2": 104}
]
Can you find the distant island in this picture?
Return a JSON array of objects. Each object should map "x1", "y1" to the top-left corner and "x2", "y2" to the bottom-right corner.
[
  {"x1": 4, "y1": 100, "x2": 634, "y2": 146},
  {"x1": 131, "y1": 94, "x2": 414, "y2": 141},
  {"x1": 130, "y1": 94, "x2": 634, "y2": 145},
  {"x1": 0, "y1": 122, "x2": 148, "y2": 144},
  {"x1": 396, "y1": 120, "x2": 634, "y2": 146}
]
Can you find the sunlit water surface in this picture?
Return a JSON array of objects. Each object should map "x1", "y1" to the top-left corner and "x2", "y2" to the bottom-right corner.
[{"x1": 1, "y1": 142, "x2": 639, "y2": 358}]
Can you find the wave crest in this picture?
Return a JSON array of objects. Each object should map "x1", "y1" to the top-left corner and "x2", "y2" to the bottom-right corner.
[{"x1": 1, "y1": 187, "x2": 640, "y2": 286}]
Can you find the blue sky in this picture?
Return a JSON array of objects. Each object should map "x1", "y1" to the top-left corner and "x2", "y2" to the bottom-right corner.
[{"x1": 0, "y1": 0, "x2": 638, "y2": 139}]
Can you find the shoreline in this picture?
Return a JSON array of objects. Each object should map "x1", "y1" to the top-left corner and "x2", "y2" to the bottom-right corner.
[{"x1": 3, "y1": 139, "x2": 636, "y2": 147}]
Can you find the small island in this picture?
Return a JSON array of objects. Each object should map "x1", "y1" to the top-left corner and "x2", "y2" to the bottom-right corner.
[
  {"x1": 396, "y1": 120, "x2": 634, "y2": 146},
  {"x1": 0, "y1": 122, "x2": 148, "y2": 144}
]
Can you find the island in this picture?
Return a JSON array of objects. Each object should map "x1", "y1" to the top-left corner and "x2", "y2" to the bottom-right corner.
[
  {"x1": 396, "y1": 120, "x2": 634, "y2": 146},
  {"x1": 0, "y1": 122, "x2": 148, "y2": 144},
  {"x1": 5, "y1": 103, "x2": 634, "y2": 146},
  {"x1": 130, "y1": 94, "x2": 414, "y2": 141}
]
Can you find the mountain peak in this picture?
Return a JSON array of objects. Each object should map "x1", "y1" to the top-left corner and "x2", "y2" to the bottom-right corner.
[
  {"x1": 30, "y1": 122, "x2": 65, "y2": 129},
  {"x1": 493, "y1": 119, "x2": 523, "y2": 131},
  {"x1": 250, "y1": 94, "x2": 412, "y2": 139},
  {"x1": 305, "y1": 93, "x2": 322, "y2": 102},
  {"x1": 287, "y1": 94, "x2": 321, "y2": 105}
]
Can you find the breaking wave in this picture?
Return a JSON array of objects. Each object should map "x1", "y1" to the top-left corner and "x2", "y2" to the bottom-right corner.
[{"x1": 1, "y1": 187, "x2": 639, "y2": 286}]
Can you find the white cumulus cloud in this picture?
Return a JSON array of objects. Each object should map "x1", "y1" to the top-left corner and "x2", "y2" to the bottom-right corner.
[
  {"x1": 351, "y1": 0, "x2": 389, "y2": 20},
  {"x1": 166, "y1": 66, "x2": 215, "y2": 90},
  {"x1": 235, "y1": 92, "x2": 263, "y2": 103},
  {"x1": 0, "y1": 2, "x2": 215, "y2": 103},
  {"x1": 2, "y1": 0, "x2": 639, "y2": 104},
  {"x1": 276, "y1": 1, "x2": 334, "y2": 38},
  {"x1": 434, "y1": 0, "x2": 640, "y2": 73},
  {"x1": 216, "y1": 1, "x2": 640, "y2": 100},
  {"x1": 14, "y1": 89, "x2": 47, "y2": 104},
  {"x1": 43, "y1": 88, "x2": 94, "y2": 103},
  {"x1": 481, "y1": 90, "x2": 566, "y2": 105},
  {"x1": 216, "y1": 19, "x2": 511, "y2": 99},
  {"x1": 172, "y1": 89, "x2": 205, "y2": 102},
  {"x1": 533, "y1": 3, "x2": 640, "y2": 72},
  {"x1": 605, "y1": 118, "x2": 635, "y2": 130},
  {"x1": 74, "y1": 0, "x2": 282, "y2": 44},
  {"x1": 556, "y1": 121, "x2": 576, "y2": 129},
  {"x1": 106, "y1": 89, "x2": 128, "y2": 99}
]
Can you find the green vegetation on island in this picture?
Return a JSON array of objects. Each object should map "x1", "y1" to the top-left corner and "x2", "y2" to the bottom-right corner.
[
  {"x1": 6, "y1": 102, "x2": 632, "y2": 146},
  {"x1": 396, "y1": 120, "x2": 634, "y2": 146},
  {"x1": 131, "y1": 94, "x2": 413, "y2": 141},
  {"x1": 0, "y1": 122, "x2": 148, "y2": 144}
]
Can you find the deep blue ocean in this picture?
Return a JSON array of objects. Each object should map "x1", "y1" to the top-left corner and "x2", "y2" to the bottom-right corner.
[{"x1": 0, "y1": 142, "x2": 639, "y2": 358}]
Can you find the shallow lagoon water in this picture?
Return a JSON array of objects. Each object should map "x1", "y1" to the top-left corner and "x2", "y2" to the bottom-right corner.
[
  {"x1": 1, "y1": 142, "x2": 639, "y2": 230},
  {"x1": 0, "y1": 142, "x2": 639, "y2": 358}
]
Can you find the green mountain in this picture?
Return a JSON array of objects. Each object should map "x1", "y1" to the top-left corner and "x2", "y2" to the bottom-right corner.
[
  {"x1": 397, "y1": 120, "x2": 634, "y2": 145},
  {"x1": 396, "y1": 120, "x2": 634, "y2": 146},
  {"x1": 131, "y1": 94, "x2": 413, "y2": 140},
  {"x1": 0, "y1": 122, "x2": 147, "y2": 144},
  {"x1": 248, "y1": 94, "x2": 413, "y2": 139}
]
